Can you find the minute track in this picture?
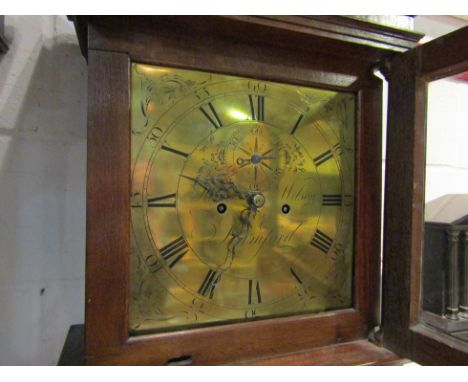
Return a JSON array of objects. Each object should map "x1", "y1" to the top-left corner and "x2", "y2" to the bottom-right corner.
[{"x1": 130, "y1": 63, "x2": 356, "y2": 334}]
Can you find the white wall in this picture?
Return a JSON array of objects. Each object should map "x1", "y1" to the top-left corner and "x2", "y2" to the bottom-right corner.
[
  {"x1": 0, "y1": 16, "x2": 87, "y2": 365},
  {"x1": 425, "y1": 78, "x2": 468, "y2": 202},
  {"x1": 413, "y1": 16, "x2": 468, "y2": 203},
  {"x1": 415, "y1": 15, "x2": 468, "y2": 39}
]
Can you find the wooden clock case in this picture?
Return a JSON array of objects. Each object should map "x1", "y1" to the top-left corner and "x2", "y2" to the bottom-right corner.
[{"x1": 70, "y1": 16, "x2": 468, "y2": 365}]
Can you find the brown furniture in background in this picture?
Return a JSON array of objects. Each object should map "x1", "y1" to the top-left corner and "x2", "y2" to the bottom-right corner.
[{"x1": 422, "y1": 194, "x2": 468, "y2": 341}]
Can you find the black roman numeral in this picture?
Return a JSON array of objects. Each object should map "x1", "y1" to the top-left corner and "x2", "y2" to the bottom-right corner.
[
  {"x1": 322, "y1": 194, "x2": 342, "y2": 206},
  {"x1": 310, "y1": 229, "x2": 333, "y2": 254},
  {"x1": 131, "y1": 192, "x2": 142, "y2": 208},
  {"x1": 290, "y1": 114, "x2": 304, "y2": 135},
  {"x1": 147, "y1": 193, "x2": 176, "y2": 208},
  {"x1": 249, "y1": 95, "x2": 265, "y2": 121},
  {"x1": 313, "y1": 149, "x2": 333, "y2": 167},
  {"x1": 290, "y1": 267, "x2": 303, "y2": 285},
  {"x1": 198, "y1": 269, "x2": 221, "y2": 299},
  {"x1": 248, "y1": 280, "x2": 262, "y2": 305},
  {"x1": 159, "y1": 236, "x2": 188, "y2": 268},
  {"x1": 144, "y1": 254, "x2": 162, "y2": 273},
  {"x1": 161, "y1": 145, "x2": 189, "y2": 158},
  {"x1": 333, "y1": 142, "x2": 342, "y2": 155},
  {"x1": 199, "y1": 102, "x2": 223, "y2": 129}
]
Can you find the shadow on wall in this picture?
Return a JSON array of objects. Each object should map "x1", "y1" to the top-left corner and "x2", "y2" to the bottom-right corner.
[{"x1": 0, "y1": 16, "x2": 87, "y2": 365}]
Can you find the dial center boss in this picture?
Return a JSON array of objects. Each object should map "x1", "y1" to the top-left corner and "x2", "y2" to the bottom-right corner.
[{"x1": 249, "y1": 192, "x2": 266, "y2": 209}]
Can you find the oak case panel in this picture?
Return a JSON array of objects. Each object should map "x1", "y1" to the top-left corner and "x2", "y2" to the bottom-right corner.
[{"x1": 84, "y1": 16, "x2": 383, "y2": 365}]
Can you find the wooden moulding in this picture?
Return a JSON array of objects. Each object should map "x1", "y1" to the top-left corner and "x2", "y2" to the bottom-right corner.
[
  {"x1": 86, "y1": 17, "x2": 368, "y2": 91},
  {"x1": 84, "y1": 16, "x2": 389, "y2": 365},
  {"x1": 70, "y1": 16, "x2": 422, "y2": 61},
  {"x1": 238, "y1": 339, "x2": 401, "y2": 366},
  {"x1": 88, "y1": 309, "x2": 367, "y2": 365},
  {"x1": 410, "y1": 325, "x2": 468, "y2": 366},
  {"x1": 58, "y1": 325, "x2": 402, "y2": 366},
  {"x1": 228, "y1": 16, "x2": 422, "y2": 52}
]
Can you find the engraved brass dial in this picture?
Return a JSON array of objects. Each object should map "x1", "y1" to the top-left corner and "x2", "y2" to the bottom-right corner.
[{"x1": 130, "y1": 63, "x2": 355, "y2": 334}]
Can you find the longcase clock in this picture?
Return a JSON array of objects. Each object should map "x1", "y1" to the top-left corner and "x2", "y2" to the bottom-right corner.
[{"x1": 70, "y1": 16, "x2": 468, "y2": 365}]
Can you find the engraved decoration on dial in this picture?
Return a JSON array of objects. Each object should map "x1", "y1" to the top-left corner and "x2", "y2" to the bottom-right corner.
[{"x1": 130, "y1": 64, "x2": 355, "y2": 334}]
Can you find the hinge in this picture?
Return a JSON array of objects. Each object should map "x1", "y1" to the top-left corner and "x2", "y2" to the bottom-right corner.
[
  {"x1": 368, "y1": 325, "x2": 383, "y2": 346},
  {"x1": 375, "y1": 57, "x2": 393, "y2": 81}
]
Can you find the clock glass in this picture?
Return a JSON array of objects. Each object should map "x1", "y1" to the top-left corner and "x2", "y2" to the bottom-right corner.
[{"x1": 129, "y1": 63, "x2": 355, "y2": 335}]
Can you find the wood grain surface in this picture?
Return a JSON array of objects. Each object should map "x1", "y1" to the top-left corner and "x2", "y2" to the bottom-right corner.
[
  {"x1": 82, "y1": 16, "x2": 404, "y2": 365},
  {"x1": 382, "y1": 26, "x2": 468, "y2": 364},
  {"x1": 237, "y1": 339, "x2": 400, "y2": 366},
  {"x1": 86, "y1": 50, "x2": 131, "y2": 355}
]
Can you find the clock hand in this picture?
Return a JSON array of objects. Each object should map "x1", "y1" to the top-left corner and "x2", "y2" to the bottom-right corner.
[
  {"x1": 221, "y1": 207, "x2": 253, "y2": 271},
  {"x1": 179, "y1": 174, "x2": 210, "y2": 192},
  {"x1": 180, "y1": 174, "x2": 249, "y2": 202},
  {"x1": 221, "y1": 190, "x2": 266, "y2": 270}
]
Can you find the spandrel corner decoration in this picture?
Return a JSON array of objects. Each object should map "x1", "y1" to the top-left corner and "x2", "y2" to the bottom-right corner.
[{"x1": 129, "y1": 64, "x2": 356, "y2": 334}]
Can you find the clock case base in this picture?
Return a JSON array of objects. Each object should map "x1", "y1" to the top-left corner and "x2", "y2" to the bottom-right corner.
[
  {"x1": 74, "y1": 16, "x2": 423, "y2": 365},
  {"x1": 58, "y1": 324, "x2": 405, "y2": 366}
]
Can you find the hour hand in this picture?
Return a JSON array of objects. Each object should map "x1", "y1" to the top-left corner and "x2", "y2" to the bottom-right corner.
[
  {"x1": 179, "y1": 174, "x2": 210, "y2": 192},
  {"x1": 180, "y1": 174, "x2": 248, "y2": 202}
]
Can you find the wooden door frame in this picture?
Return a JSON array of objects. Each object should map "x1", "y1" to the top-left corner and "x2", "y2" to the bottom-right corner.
[{"x1": 382, "y1": 26, "x2": 468, "y2": 365}]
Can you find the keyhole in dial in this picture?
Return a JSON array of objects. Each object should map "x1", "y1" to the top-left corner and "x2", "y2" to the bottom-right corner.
[
  {"x1": 281, "y1": 204, "x2": 290, "y2": 214},
  {"x1": 217, "y1": 203, "x2": 227, "y2": 214}
]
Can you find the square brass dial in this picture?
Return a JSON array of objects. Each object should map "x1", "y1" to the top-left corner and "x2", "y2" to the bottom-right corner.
[{"x1": 129, "y1": 63, "x2": 355, "y2": 335}]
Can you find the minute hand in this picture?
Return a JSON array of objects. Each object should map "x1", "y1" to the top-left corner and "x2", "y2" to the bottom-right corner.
[
  {"x1": 222, "y1": 206, "x2": 253, "y2": 270},
  {"x1": 179, "y1": 174, "x2": 210, "y2": 192}
]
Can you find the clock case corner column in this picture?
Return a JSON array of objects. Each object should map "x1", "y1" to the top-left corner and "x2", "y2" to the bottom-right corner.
[
  {"x1": 85, "y1": 49, "x2": 131, "y2": 363},
  {"x1": 355, "y1": 73, "x2": 384, "y2": 329}
]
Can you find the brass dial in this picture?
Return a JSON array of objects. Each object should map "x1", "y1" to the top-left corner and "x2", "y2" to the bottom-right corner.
[{"x1": 130, "y1": 63, "x2": 355, "y2": 334}]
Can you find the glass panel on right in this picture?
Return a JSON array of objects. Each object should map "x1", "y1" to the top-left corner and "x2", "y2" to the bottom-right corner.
[{"x1": 422, "y1": 71, "x2": 468, "y2": 343}]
